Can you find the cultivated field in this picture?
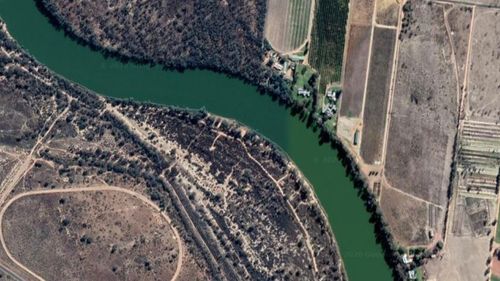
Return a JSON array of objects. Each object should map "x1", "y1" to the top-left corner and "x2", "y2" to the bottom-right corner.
[
  {"x1": 264, "y1": 0, "x2": 313, "y2": 53},
  {"x1": 339, "y1": 24, "x2": 371, "y2": 118},
  {"x1": 1, "y1": 189, "x2": 180, "y2": 281},
  {"x1": 360, "y1": 27, "x2": 397, "y2": 164},
  {"x1": 467, "y1": 8, "x2": 500, "y2": 123},
  {"x1": 309, "y1": 0, "x2": 348, "y2": 89},
  {"x1": 375, "y1": 0, "x2": 399, "y2": 26}
]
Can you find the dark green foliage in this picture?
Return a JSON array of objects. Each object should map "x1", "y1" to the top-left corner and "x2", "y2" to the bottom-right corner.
[
  {"x1": 309, "y1": 0, "x2": 348, "y2": 92},
  {"x1": 36, "y1": 0, "x2": 292, "y2": 103}
]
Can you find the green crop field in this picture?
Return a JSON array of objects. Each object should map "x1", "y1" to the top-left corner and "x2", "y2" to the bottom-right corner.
[{"x1": 309, "y1": 0, "x2": 349, "y2": 93}]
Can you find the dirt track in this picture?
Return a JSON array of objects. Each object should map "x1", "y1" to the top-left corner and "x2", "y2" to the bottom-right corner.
[{"x1": 0, "y1": 186, "x2": 184, "y2": 281}]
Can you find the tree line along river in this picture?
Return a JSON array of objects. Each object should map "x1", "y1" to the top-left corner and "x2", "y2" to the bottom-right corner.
[{"x1": 0, "y1": 1, "x2": 392, "y2": 280}]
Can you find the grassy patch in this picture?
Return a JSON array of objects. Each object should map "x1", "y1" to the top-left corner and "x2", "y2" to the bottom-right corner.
[
  {"x1": 496, "y1": 209, "x2": 500, "y2": 243},
  {"x1": 323, "y1": 117, "x2": 337, "y2": 135},
  {"x1": 290, "y1": 64, "x2": 316, "y2": 111},
  {"x1": 491, "y1": 275, "x2": 500, "y2": 281},
  {"x1": 309, "y1": 0, "x2": 349, "y2": 93},
  {"x1": 416, "y1": 267, "x2": 424, "y2": 281}
]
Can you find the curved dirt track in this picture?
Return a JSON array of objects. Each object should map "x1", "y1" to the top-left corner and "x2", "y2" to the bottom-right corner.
[{"x1": 0, "y1": 185, "x2": 184, "y2": 281}]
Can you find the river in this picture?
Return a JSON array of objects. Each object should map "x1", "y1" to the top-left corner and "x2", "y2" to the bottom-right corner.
[{"x1": 0, "y1": 1, "x2": 392, "y2": 280}]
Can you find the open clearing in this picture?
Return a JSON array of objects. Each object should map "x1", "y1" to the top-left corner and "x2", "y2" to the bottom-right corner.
[
  {"x1": 349, "y1": 0, "x2": 375, "y2": 25},
  {"x1": 383, "y1": 0, "x2": 457, "y2": 206},
  {"x1": 1, "y1": 188, "x2": 180, "y2": 281},
  {"x1": 425, "y1": 235, "x2": 490, "y2": 281},
  {"x1": 466, "y1": 8, "x2": 500, "y2": 122},
  {"x1": 447, "y1": 5, "x2": 473, "y2": 90},
  {"x1": 360, "y1": 27, "x2": 397, "y2": 165},
  {"x1": 376, "y1": 0, "x2": 400, "y2": 26},
  {"x1": 264, "y1": 0, "x2": 313, "y2": 53},
  {"x1": 425, "y1": 196, "x2": 495, "y2": 281},
  {"x1": 379, "y1": 184, "x2": 430, "y2": 246},
  {"x1": 339, "y1": 24, "x2": 371, "y2": 118}
]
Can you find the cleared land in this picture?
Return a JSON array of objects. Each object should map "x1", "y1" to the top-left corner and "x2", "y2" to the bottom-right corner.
[
  {"x1": 1, "y1": 189, "x2": 180, "y2": 281},
  {"x1": 339, "y1": 25, "x2": 371, "y2": 118},
  {"x1": 446, "y1": 5, "x2": 473, "y2": 90},
  {"x1": 264, "y1": 0, "x2": 313, "y2": 53},
  {"x1": 309, "y1": 0, "x2": 348, "y2": 90},
  {"x1": 360, "y1": 27, "x2": 397, "y2": 164},
  {"x1": 376, "y1": 0, "x2": 400, "y2": 26},
  {"x1": 425, "y1": 196, "x2": 494, "y2": 281},
  {"x1": 382, "y1": 0, "x2": 458, "y2": 247},
  {"x1": 467, "y1": 8, "x2": 500, "y2": 122},
  {"x1": 349, "y1": 0, "x2": 375, "y2": 25},
  {"x1": 379, "y1": 185, "x2": 430, "y2": 245},
  {"x1": 384, "y1": 0, "x2": 457, "y2": 205},
  {"x1": 425, "y1": 235, "x2": 490, "y2": 281}
]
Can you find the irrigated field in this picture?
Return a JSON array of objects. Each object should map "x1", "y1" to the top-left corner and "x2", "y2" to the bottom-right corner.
[
  {"x1": 309, "y1": 0, "x2": 348, "y2": 91},
  {"x1": 1, "y1": 189, "x2": 181, "y2": 281},
  {"x1": 360, "y1": 27, "x2": 397, "y2": 164},
  {"x1": 339, "y1": 24, "x2": 371, "y2": 118},
  {"x1": 265, "y1": 0, "x2": 313, "y2": 53}
]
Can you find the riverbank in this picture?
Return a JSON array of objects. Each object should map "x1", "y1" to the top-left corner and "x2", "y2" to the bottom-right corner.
[{"x1": 0, "y1": 1, "x2": 393, "y2": 280}]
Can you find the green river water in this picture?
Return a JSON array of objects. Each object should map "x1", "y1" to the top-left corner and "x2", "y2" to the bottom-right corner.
[{"x1": 0, "y1": 1, "x2": 392, "y2": 280}]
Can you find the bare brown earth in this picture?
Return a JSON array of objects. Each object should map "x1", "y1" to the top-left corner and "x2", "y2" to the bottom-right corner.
[
  {"x1": 2, "y1": 189, "x2": 180, "y2": 281},
  {"x1": 467, "y1": 8, "x2": 500, "y2": 123},
  {"x1": 492, "y1": 258, "x2": 500, "y2": 277},
  {"x1": 0, "y1": 21, "x2": 344, "y2": 281},
  {"x1": 382, "y1": 0, "x2": 458, "y2": 245},
  {"x1": 339, "y1": 24, "x2": 371, "y2": 118},
  {"x1": 360, "y1": 27, "x2": 397, "y2": 165}
]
